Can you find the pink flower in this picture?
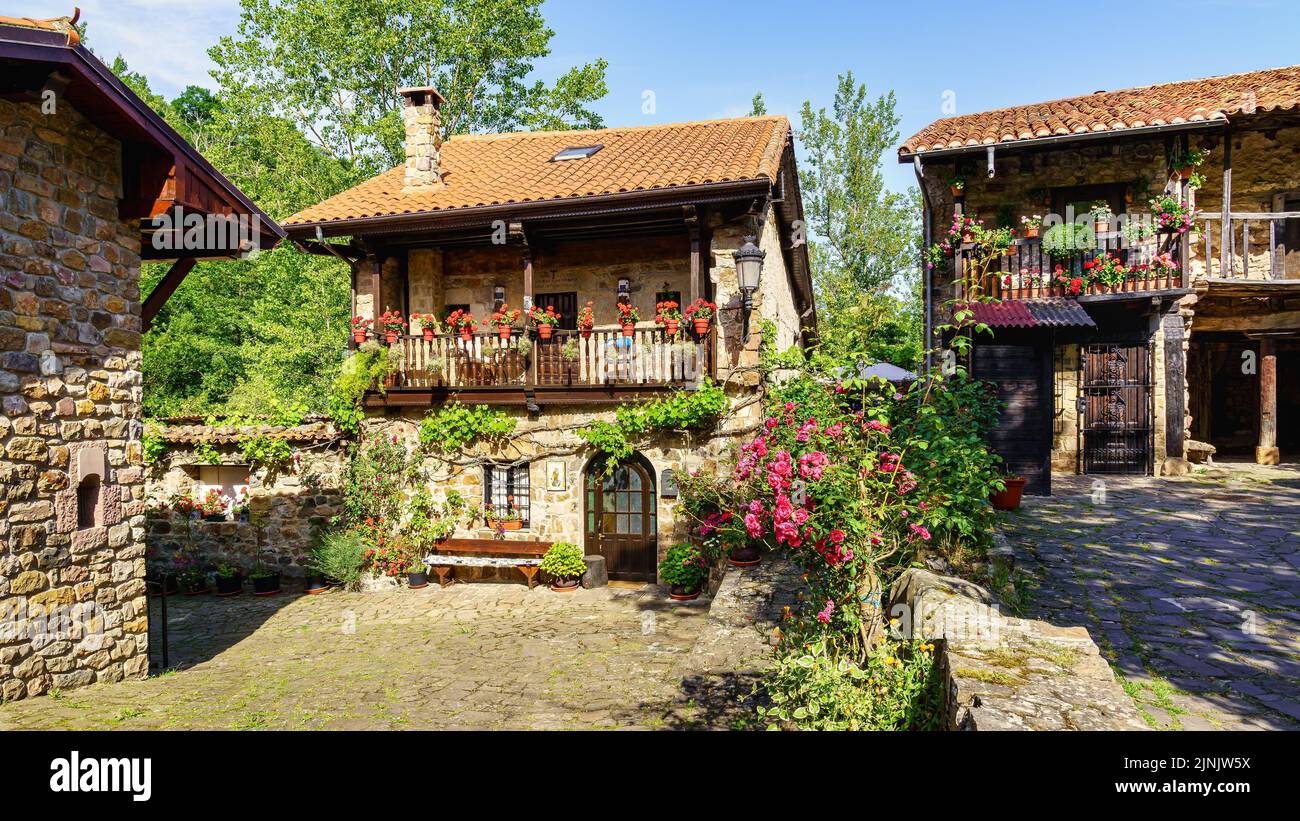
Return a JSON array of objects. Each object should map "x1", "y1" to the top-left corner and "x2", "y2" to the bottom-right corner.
[
  {"x1": 909, "y1": 523, "x2": 931, "y2": 542},
  {"x1": 830, "y1": 529, "x2": 845, "y2": 544},
  {"x1": 744, "y1": 512, "x2": 763, "y2": 538},
  {"x1": 816, "y1": 599, "x2": 835, "y2": 624}
]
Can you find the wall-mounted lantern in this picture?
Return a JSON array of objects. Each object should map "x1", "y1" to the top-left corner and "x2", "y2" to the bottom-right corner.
[
  {"x1": 493, "y1": 285, "x2": 506, "y2": 311},
  {"x1": 734, "y1": 235, "x2": 765, "y2": 341}
]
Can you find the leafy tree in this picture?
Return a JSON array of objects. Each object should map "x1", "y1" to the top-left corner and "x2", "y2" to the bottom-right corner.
[
  {"x1": 209, "y1": 0, "x2": 610, "y2": 174},
  {"x1": 748, "y1": 92, "x2": 767, "y2": 116}
]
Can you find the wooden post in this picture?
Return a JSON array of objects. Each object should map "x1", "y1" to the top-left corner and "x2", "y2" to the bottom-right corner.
[
  {"x1": 1256, "y1": 337, "x2": 1279, "y2": 465},
  {"x1": 370, "y1": 254, "x2": 382, "y2": 319},
  {"x1": 1219, "y1": 129, "x2": 1232, "y2": 277},
  {"x1": 1162, "y1": 314, "x2": 1186, "y2": 464},
  {"x1": 685, "y1": 205, "x2": 701, "y2": 306}
]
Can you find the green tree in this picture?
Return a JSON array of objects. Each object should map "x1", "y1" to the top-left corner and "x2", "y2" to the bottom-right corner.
[
  {"x1": 796, "y1": 73, "x2": 922, "y2": 368},
  {"x1": 209, "y1": 0, "x2": 610, "y2": 174},
  {"x1": 748, "y1": 92, "x2": 767, "y2": 116}
]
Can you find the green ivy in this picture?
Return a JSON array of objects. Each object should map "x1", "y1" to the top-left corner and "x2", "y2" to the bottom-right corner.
[
  {"x1": 193, "y1": 442, "x2": 222, "y2": 465},
  {"x1": 239, "y1": 434, "x2": 293, "y2": 470},
  {"x1": 328, "y1": 343, "x2": 399, "y2": 435},
  {"x1": 418, "y1": 402, "x2": 518, "y2": 453},
  {"x1": 142, "y1": 421, "x2": 167, "y2": 465},
  {"x1": 577, "y1": 379, "x2": 727, "y2": 462}
]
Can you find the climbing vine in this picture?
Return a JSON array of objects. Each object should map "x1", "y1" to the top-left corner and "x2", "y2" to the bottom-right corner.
[
  {"x1": 328, "y1": 342, "x2": 400, "y2": 435},
  {"x1": 418, "y1": 402, "x2": 517, "y2": 453},
  {"x1": 576, "y1": 378, "x2": 728, "y2": 465}
]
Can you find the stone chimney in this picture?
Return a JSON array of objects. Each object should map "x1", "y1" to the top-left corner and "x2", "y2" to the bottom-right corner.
[{"x1": 398, "y1": 86, "x2": 447, "y2": 193}]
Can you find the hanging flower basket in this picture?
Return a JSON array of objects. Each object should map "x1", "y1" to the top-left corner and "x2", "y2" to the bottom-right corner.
[
  {"x1": 621, "y1": 323, "x2": 636, "y2": 339},
  {"x1": 577, "y1": 301, "x2": 595, "y2": 339},
  {"x1": 538, "y1": 324, "x2": 554, "y2": 341},
  {"x1": 683, "y1": 298, "x2": 717, "y2": 337}
]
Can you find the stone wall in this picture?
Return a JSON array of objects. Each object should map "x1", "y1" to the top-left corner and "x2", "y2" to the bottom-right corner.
[
  {"x1": 0, "y1": 97, "x2": 149, "y2": 702},
  {"x1": 144, "y1": 421, "x2": 348, "y2": 578}
]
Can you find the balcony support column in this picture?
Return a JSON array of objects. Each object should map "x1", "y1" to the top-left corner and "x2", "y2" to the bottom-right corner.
[
  {"x1": 1219, "y1": 128, "x2": 1232, "y2": 276},
  {"x1": 1257, "y1": 337, "x2": 1279, "y2": 465}
]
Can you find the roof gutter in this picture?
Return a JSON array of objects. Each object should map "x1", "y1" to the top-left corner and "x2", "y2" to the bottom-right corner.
[
  {"x1": 283, "y1": 177, "x2": 773, "y2": 239},
  {"x1": 897, "y1": 118, "x2": 1226, "y2": 163}
]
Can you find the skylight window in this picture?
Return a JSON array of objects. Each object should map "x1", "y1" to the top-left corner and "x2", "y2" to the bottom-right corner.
[{"x1": 551, "y1": 144, "x2": 603, "y2": 162}]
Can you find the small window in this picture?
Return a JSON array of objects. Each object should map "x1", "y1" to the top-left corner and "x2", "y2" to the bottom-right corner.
[
  {"x1": 77, "y1": 475, "x2": 100, "y2": 528},
  {"x1": 551, "y1": 144, "x2": 603, "y2": 162},
  {"x1": 198, "y1": 466, "x2": 250, "y2": 518},
  {"x1": 484, "y1": 463, "x2": 530, "y2": 528}
]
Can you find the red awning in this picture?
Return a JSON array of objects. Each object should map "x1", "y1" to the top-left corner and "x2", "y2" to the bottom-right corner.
[{"x1": 959, "y1": 299, "x2": 1096, "y2": 329}]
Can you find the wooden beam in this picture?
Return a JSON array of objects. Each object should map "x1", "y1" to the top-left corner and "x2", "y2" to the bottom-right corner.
[
  {"x1": 140, "y1": 257, "x2": 196, "y2": 332},
  {"x1": 684, "y1": 205, "x2": 700, "y2": 306},
  {"x1": 1219, "y1": 129, "x2": 1232, "y2": 277},
  {"x1": 1257, "y1": 337, "x2": 1279, "y2": 465},
  {"x1": 1162, "y1": 314, "x2": 1186, "y2": 461},
  {"x1": 369, "y1": 254, "x2": 382, "y2": 319},
  {"x1": 1191, "y1": 310, "x2": 1300, "y2": 333}
]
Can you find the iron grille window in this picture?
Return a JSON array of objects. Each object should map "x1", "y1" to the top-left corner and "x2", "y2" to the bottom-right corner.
[{"x1": 484, "y1": 462, "x2": 530, "y2": 527}]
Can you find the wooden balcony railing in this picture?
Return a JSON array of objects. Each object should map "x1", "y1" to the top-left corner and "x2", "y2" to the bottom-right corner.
[
  {"x1": 382, "y1": 326, "x2": 716, "y2": 396},
  {"x1": 956, "y1": 232, "x2": 1186, "y2": 301},
  {"x1": 1199, "y1": 211, "x2": 1299, "y2": 280}
]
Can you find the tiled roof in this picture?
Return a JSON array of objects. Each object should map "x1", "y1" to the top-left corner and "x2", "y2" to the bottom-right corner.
[
  {"x1": 284, "y1": 116, "x2": 790, "y2": 228},
  {"x1": 965, "y1": 299, "x2": 1096, "y2": 329},
  {"x1": 901, "y1": 64, "x2": 1300, "y2": 154},
  {"x1": 0, "y1": 12, "x2": 81, "y2": 44}
]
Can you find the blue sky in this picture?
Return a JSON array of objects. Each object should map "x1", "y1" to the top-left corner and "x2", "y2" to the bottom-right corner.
[{"x1": 12, "y1": 0, "x2": 1299, "y2": 191}]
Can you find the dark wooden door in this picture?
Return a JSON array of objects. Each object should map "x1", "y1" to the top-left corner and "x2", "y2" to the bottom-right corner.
[
  {"x1": 534, "y1": 291, "x2": 578, "y2": 386},
  {"x1": 585, "y1": 458, "x2": 657, "y2": 582},
  {"x1": 973, "y1": 342, "x2": 1051, "y2": 495},
  {"x1": 1080, "y1": 343, "x2": 1153, "y2": 474}
]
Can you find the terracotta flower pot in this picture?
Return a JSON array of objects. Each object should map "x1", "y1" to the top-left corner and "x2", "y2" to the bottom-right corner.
[
  {"x1": 537, "y1": 324, "x2": 553, "y2": 341},
  {"x1": 1177, "y1": 166, "x2": 1193, "y2": 180},
  {"x1": 990, "y1": 477, "x2": 1027, "y2": 510},
  {"x1": 353, "y1": 331, "x2": 367, "y2": 344},
  {"x1": 692, "y1": 318, "x2": 710, "y2": 336},
  {"x1": 1023, "y1": 226, "x2": 1039, "y2": 239},
  {"x1": 550, "y1": 578, "x2": 580, "y2": 593},
  {"x1": 497, "y1": 325, "x2": 512, "y2": 340},
  {"x1": 951, "y1": 185, "x2": 964, "y2": 198},
  {"x1": 423, "y1": 329, "x2": 435, "y2": 342},
  {"x1": 1095, "y1": 220, "x2": 1110, "y2": 235},
  {"x1": 385, "y1": 331, "x2": 399, "y2": 345},
  {"x1": 580, "y1": 328, "x2": 592, "y2": 339},
  {"x1": 459, "y1": 329, "x2": 473, "y2": 342},
  {"x1": 622, "y1": 323, "x2": 636, "y2": 338},
  {"x1": 669, "y1": 584, "x2": 701, "y2": 601},
  {"x1": 488, "y1": 519, "x2": 522, "y2": 531},
  {"x1": 303, "y1": 576, "x2": 329, "y2": 595},
  {"x1": 663, "y1": 319, "x2": 679, "y2": 336}
]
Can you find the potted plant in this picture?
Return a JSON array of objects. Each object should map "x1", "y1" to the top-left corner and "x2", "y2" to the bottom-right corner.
[
  {"x1": 1042, "y1": 223, "x2": 1093, "y2": 262},
  {"x1": 654, "y1": 299, "x2": 682, "y2": 336},
  {"x1": 214, "y1": 564, "x2": 243, "y2": 597},
  {"x1": 407, "y1": 552, "x2": 429, "y2": 590},
  {"x1": 249, "y1": 562, "x2": 281, "y2": 596},
  {"x1": 175, "y1": 555, "x2": 208, "y2": 595},
  {"x1": 577, "y1": 301, "x2": 595, "y2": 338},
  {"x1": 528, "y1": 304, "x2": 561, "y2": 340},
  {"x1": 410, "y1": 313, "x2": 440, "y2": 341},
  {"x1": 659, "y1": 543, "x2": 709, "y2": 601},
  {"x1": 485, "y1": 498, "x2": 523, "y2": 531},
  {"x1": 1173, "y1": 147, "x2": 1207, "y2": 180},
  {"x1": 1089, "y1": 201, "x2": 1113, "y2": 235},
  {"x1": 949, "y1": 173, "x2": 965, "y2": 198},
  {"x1": 1148, "y1": 194, "x2": 1197, "y2": 234},
  {"x1": 540, "y1": 542, "x2": 586, "y2": 592},
  {"x1": 561, "y1": 339, "x2": 580, "y2": 362},
  {"x1": 489, "y1": 305, "x2": 521, "y2": 340},
  {"x1": 446, "y1": 308, "x2": 477, "y2": 342},
  {"x1": 990, "y1": 474, "x2": 1027, "y2": 510},
  {"x1": 350, "y1": 315, "x2": 371, "y2": 344},
  {"x1": 231, "y1": 488, "x2": 249, "y2": 522},
  {"x1": 378, "y1": 309, "x2": 407, "y2": 344},
  {"x1": 682, "y1": 298, "x2": 717, "y2": 337},
  {"x1": 615, "y1": 302, "x2": 640, "y2": 338},
  {"x1": 1019, "y1": 214, "x2": 1043, "y2": 239},
  {"x1": 1085, "y1": 251, "x2": 1129, "y2": 290},
  {"x1": 300, "y1": 554, "x2": 329, "y2": 594},
  {"x1": 198, "y1": 488, "x2": 230, "y2": 522}
]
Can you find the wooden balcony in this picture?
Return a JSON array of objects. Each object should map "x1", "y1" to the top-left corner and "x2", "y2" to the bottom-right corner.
[
  {"x1": 1199, "y1": 211, "x2": 1300, "y2": 281},
  {"x1": 955, "y1": 233, "x2": 1189, "y2": 302},
  {"x1": 366, "y1": 326, "x2": 717, "y2": 407}
]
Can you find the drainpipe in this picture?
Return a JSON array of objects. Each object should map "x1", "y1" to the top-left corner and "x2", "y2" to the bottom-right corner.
[{"x1": 913, "y1": 155, "x2": 934, "y2": 374}]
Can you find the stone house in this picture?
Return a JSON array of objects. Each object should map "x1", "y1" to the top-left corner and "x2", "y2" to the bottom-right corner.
[
  {"x1": 902, "y1": 64, "x2": 1300, "y2": 493},
  {"x1": 284, "y1": 89, "x2": 814, "y2": 582},
  {"x1": 0, "y1": 14, "x2": 281, "y2": 701}
]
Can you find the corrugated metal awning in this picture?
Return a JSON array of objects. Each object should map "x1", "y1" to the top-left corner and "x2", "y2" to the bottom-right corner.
[{"x1": 960, "y1": 299, "x2": 1096, "y2": 329}]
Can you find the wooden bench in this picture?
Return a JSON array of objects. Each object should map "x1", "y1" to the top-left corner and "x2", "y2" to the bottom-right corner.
[{"x1": 422, "y1": 537, "x2": 551, "y2": 588}]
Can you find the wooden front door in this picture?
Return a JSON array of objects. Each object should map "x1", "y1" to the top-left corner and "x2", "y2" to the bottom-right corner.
[
  {"x1": 534, "y1": 291, "x2": 578, "y2": 386},
  {"x1": 972, "y1": 341, "x2": 1052, "y2": 495},
  {"x1": 1080, "y1": 343, "x2": 1153, "y2": 474},
  {"x1": 585, "y1": 457, "x2": 657, "y2": 582}
]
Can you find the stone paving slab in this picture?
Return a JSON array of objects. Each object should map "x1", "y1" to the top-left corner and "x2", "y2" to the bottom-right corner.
[
  {"x1": 1002, "y1": 463, "x2": 1300, "y2": 731},
  {"x1": 0, "y1": 581, "x2": 726, "y2": 731}
]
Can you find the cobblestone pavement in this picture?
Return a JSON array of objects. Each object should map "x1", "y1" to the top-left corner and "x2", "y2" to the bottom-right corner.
[
  {"x1": 1001, "y1": 463, "x2": 1300, "y2": 730},
  {"x1": 0, "y1": 581, "x2": 745, "y2": 730}
]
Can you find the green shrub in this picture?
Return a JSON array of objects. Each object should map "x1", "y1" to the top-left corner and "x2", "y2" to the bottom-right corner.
[
  {"x1": 1041, "y1": 222, "x2": 1093, "y2": 260},
  {"x1": 658, "y1": 543, "x2": 709, "y2": 590},
  {"x1": 340, "y1": 432, "x2": 420, "y2": 527},
  {"x1": 418, "y1": 402, "x2": 517, "y2": 453},
  {"x1": 539, "y1": 542, "x2": 587, "y2": 581},
  {"x1": 309, "y1": 529, "x2": 368, "y2": 589},
  {"x1": 328, "y1": 343, "x2": 399, "y2": 434}
]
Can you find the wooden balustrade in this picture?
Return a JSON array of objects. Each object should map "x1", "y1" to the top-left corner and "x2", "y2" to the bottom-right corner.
[
  {"x1": 383, "y1": 325, "x2": 715, "y2": 393},
  {"x1": 1199, "y1": 211, "x2": 1299, "y2": 280}
]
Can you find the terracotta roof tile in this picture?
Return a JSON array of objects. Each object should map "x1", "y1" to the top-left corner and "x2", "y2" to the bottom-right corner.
[
  {"x1": 901, "y1": 65, "x2": 1300, "y2": 154},
  {"x1": 963, "y1": 299, "x2": 1096, "y2": 329},
  {"x1": 0, "y1": 12, "x2": 81, "y2": 44},
  {"x1": 285, "y1": 116, "x2": 790, "y2": 227}
]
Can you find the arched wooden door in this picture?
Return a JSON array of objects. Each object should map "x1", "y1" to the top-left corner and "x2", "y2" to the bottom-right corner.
[{"x1": 585, "y1": 456, "x2": 657, "y2": 582}]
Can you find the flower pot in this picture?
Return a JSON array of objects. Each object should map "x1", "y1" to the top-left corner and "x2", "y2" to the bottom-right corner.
[
  {"x1": 662, "y1": 319, "x2": 679, "y2": 336},
  {"x1": 669, "y1": 584, "x2": 701, "y2": 601},
  {"x1": 580, "y1": 328, "x2": 592, "y2": 339},
  {"x1": 1094, "y1": 220, "x2": 1110, "y2": 235},
  {"x1": 497, "y1": 325, "x2": 512, "y2": 340},
  {"x1": 550, "y1": 578, "x2": 580, "y2": 593},
  {"x1": 1177, "y1": 166, "x2": 1193, "y2": 180},
  {"x1": 459, "y1": 329, "x2": 473, "y2": 342},
  {"x1": 182, "y1": 578, "x2": 209, "y2": 596},
  {"x1": 537, "y1": 324, "x2": 553, "y2": 341},
  {"x1": 692, "y1": 318, "x2": 710, "y2": 336},
  {"x1": 622, "y1": 323, "x2": 636, "y2": 339},
  {"x1": 303, "y1": 575, "x2": 329, "y2": 595},
  {"x1": 488, "y1": 519, "x2": 522, "y2": 531},
  {"x1": 385, "y1": 331, "x2": 399, "y2": 345},
  {"x1": 423, "y1": 329, "x2": 435, "y2": 342},
  {"x1": 353, "y1": 331, "x2": 367, "y2": 344},
  {"x1": 727, "y1": 545, "x2": 761, "y2": 567},
  {"x1": 215, "y1": 574, "x2": 243, "y2": 597},
  {"x1": 951, "y1": 185, "x2": 964, "y2": 198},
  {"x1": 251, "y1": 572, "x2": 281, "y2": 596},
  {"x1": 990, "y1": 477, "x2": 1027, "y2": 510},
  {"x1": 408, "y1": 570, "x2": 429, "y2": 590},
  {"x1": 203, "y1": 514, "x2": 225, "y2": 523},
  {"x1": 1023, "y1": 226, "x2": 1039, "y2": 239}
]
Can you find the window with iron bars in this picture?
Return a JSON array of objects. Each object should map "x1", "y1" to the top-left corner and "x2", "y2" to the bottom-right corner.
[{"x1": 483, "y1": 462, "x2": 530, "y2": 528}]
